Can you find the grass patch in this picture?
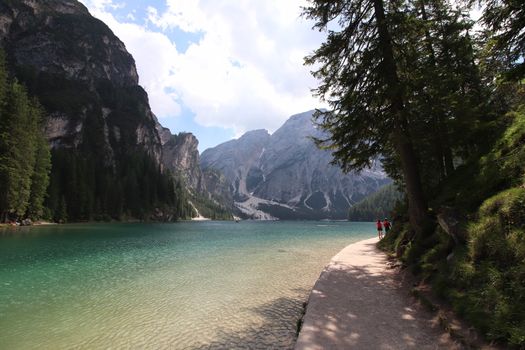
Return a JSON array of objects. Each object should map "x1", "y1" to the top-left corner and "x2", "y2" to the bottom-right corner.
[
  {"x1": 382, "y1": 188, "x2": 525, "y2": 347},
  {"x1": 380, "y1": 109, "x2": 525, "y2": 347}
]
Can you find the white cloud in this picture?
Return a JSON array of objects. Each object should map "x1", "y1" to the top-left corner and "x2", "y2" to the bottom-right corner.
[
  {"x1": 79, "y1": 0, "x2": 327, "y2": 135},
  {"x1": 147, "y1": 0, "x2": 208, "y2": 33},
  {"x1": 80, "y1": 1, "x2": 182, "y2": 118},
  {"x1": 83, "y1": 0, "x2": 124, "y2": 11}
]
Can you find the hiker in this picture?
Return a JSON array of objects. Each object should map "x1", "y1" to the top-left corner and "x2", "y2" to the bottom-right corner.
[
  {"x1": 376, "y1": 219, "x2": 383, "y2": 239},
  {"x1": 383, "y1": 218, "x2": 391, "y2": 236}
]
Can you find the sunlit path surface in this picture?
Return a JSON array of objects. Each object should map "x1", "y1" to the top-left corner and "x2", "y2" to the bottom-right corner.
[{"x1": 296, "y1": 238, "x2": 459, "y2": 350}]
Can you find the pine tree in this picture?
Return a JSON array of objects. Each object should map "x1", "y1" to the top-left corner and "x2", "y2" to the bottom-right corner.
[
  {"x1": 304, "y1": 0, "x2": 430, "y2": 236},
  {"x1": 26, "y1": 103, "x2": 51, "y2": 220},
  {"x1": 0, "y1": 50, "x2": 50, "y2": 222},
  {"x1": 0, "y1": 81, "x2": 37, "y2": 218},
  {"x1": 56, "y1": 195, "x2": 68, "y2": 223},
  {"x1": 398, "y1": 0, "x2": 487, "y2": 192},
  {"x1": 0, "y1": 50, "x2": 7, "y2": 110},
  {"x1": 477, "y1": 0, "x2": 525, "y2": 79},
  {"x1": 0, "y1": 51, "x2": 9, "y2": 221}
]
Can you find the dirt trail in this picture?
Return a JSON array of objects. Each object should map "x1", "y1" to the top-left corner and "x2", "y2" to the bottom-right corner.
[{"x1": 295, "y1": 237, "x2": 461, "y2": 350}]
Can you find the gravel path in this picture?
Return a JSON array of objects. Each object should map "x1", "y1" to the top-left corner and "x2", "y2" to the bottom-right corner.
[{"x1": 295, "y1": 237, "x2": 462, "y2": 350}]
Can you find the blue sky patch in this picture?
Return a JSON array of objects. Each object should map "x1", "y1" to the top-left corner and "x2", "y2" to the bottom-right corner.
[{"x1": 159, "y1": 103, "x2": 235, "y2": 153}]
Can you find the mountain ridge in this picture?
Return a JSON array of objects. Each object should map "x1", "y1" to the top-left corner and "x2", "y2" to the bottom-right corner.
[{"x1": 201, "y1": 110, "x2": 390, "y2": 220}]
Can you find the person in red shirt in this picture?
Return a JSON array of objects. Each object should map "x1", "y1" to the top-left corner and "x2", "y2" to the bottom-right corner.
[
  {"x1": 383, "y1": 218, "x2": 391, "y2": 236},
  {"x1": 376, "y1": 219, "x2": 383, "y2": 239}
]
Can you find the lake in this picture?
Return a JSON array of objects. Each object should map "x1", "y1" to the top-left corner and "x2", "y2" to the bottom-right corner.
[{"x1": 0, "y1": 221, "x2": 373, "y2": 349}]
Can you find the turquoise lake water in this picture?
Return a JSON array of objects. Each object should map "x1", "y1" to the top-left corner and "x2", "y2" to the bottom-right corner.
[{"x1": 0, "y1": 221, "x2": 374, "y2": 349}]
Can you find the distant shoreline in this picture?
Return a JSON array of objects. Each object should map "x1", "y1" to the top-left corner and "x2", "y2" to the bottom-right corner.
[
  {"x1": 1, "y1": 219, "x2": 375, "y2": 227},
  {"x1": 0, "y1": 221, "x2": 57, "y2": 228}
]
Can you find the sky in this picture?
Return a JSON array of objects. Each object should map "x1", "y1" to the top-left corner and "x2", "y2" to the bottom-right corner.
[{"x1": 78, "y1": 0, "x2": 328, "y2": 152}]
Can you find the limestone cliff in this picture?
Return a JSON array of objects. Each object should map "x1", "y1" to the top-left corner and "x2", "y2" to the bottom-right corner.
[
  {"x1": 161, "y1": 132, "x2": 202, "y2": 191},
  {"x1": 157, "y1": 124, "x2": 233, "y2": 217},
  {"x1": 0, "y1": 0, "x2": 162, "y2": 165}
]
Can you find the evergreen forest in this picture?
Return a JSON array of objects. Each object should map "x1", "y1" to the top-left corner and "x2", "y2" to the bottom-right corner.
[
  {"x1": 348, "y1": 184, "x2": 402, "y2": 221},
  {"x1": 0, "y1": 51, "x2": 51, "y2": 223},
  {"x1": 305, "y1": 0, "x2": 525, "y2": 346}
]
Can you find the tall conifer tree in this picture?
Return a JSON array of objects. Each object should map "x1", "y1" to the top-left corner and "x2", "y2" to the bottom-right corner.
[
  {"x1": 0, "y1": 51, "x2": 50, "y2": 222},
  {"x1": 477, "y1": 0, "x2": 525, "y2": 79},
  {"x1": 400, "y1": 0, "x2": 486, "y2": 191},
  {"x1": 27, "y1": 103, "x2": 51, "y2": 220},
  {"x1": 0, "y1": 81, "x2": 36, "y2": 217},
  {"x1": 304, "y1": 0, "x2": 430, "y2": 236}
]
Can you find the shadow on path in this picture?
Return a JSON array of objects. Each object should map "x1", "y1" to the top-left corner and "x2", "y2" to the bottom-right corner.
[{"x1": 295, "y1": 239, "x2": 461, "y2": 350}]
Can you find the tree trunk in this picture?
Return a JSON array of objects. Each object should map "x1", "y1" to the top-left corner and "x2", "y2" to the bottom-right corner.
[
  {"x1": 437, "y1": 114, "x2": 455, "y2": 176},
  {"x1": 373, "y1": 0, "x2": 430, "y2": 236},
  {"x1": 392, "y1": 129, "x2": 430, "y2": 235}
]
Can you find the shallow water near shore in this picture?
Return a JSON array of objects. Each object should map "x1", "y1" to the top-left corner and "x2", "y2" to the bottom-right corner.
[{"x1": 0, "y1": 221, "x2": 373, "y2": 349}]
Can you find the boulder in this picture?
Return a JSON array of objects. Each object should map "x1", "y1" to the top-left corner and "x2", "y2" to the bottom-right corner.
[{"x1": 20, "y1": 218, "x2": 32, "y2": 226}]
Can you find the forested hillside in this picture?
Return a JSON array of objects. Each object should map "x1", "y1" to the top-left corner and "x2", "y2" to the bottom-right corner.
[
  {"x1": 0, "y1": 52, "x2": 50, "y2": 223},
  {"x1": 348, "y1": 184, "x2": 402, "y2": 221},
  {"x1": 305, "y1": 0, "x2": 525, "y2": 346}
]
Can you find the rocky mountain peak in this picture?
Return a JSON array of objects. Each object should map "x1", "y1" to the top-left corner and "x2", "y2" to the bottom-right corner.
[
  {"x1": 161, "y1": 132, "x2": 202, "y2": 191},
  {"x1": 12, "y1": 0, "x2": 90, "y2": 16},
  {"x1": 0, "y1": 0, "x2": 157, "y2": 163},
  {"x1": 0, "y1": 0, "x2": 138, "y2": 87},
  {"x1": 201, "y1": 110, "x2": 390, "y2": 220},
  {"x1": 240, "y1": 129, "x2": 271, "y2": 139}
]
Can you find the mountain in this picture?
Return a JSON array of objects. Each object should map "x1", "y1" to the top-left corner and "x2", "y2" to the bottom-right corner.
[
  {"x1": 0, "y1": 0, "x2": 159, "y2": 157},
  {"x1": 0, "y1": 0, "x2": 203, "y2": 221},
  {"x1": 201, "y1": 111, "x2": 390, "y2": 219},
  {"x1": 159, "y1": 130, "x2": 233, "y2": 219}
]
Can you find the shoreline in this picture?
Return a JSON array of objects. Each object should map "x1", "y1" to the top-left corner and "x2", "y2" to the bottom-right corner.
[
  {"x1": 295, "y1": 237, "x2": 459, "y2": 349},
  {"x1": 0, "y1": 220, "x2": 57, "y2": 228}
]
